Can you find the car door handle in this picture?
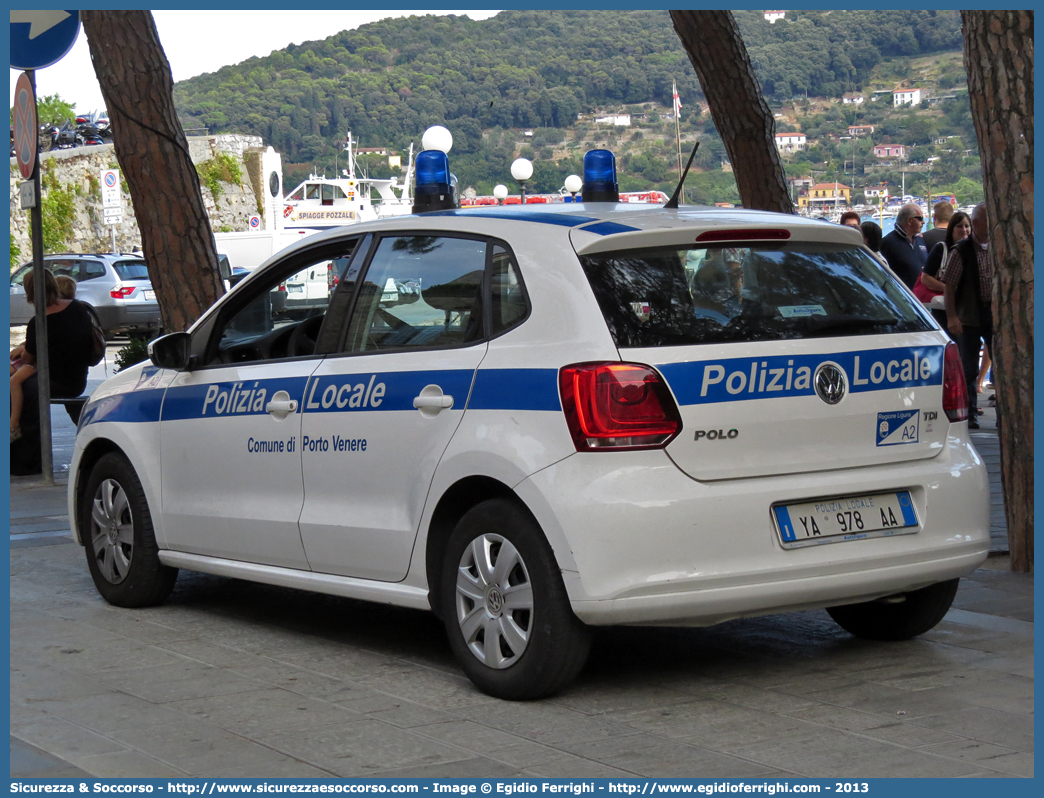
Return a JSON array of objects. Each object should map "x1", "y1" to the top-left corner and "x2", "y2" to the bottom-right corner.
[
  {"x1": 266, "y1": 390, "x2": 298, "y2": 419},
  {"x1": 413, "y1": 395, "x2": 454, "y2": 409},
  {"x1": 413, "y1": 384, "x2": 454, "y2": 417}
]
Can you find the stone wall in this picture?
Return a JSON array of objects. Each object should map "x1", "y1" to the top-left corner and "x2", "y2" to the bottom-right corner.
[{"x1": 9, "y1": 134, "x2": 264, "y2": 266}]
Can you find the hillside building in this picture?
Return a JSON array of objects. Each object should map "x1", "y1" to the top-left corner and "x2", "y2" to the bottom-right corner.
[
  {"x1": 798, "y1": 183, "x2": 852, "y2": 209},
  {"x1": 774, "y1": 132, "x2": 807, "y2": 153},
  {"x1": 842, "y1": 93, "x2": 865, "y2": 105},
  {"x1": 848, "y1": 125, "x2": 874, "y2": 137},
  {"x1": 595, "y1": 114, "x2": 631, "y2": 126},
  {"x1": 893, "y1": 88, "x2": 922, "y2": 106},
  {"x1": 873, "y1": 144, "x2": 907, "y2": 160},
  {"x1": 764, "y1": 11, "x2": 785, "y2": 24}
]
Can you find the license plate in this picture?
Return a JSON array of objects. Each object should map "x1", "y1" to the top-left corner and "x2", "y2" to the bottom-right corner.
[
  {"x1": 287, "y1": 285, "x2": 304, "y2": 293},
  {"x1": 773, "y1": 491, "x2": 918, "y2": 549},
  {"x1": 143, "y1": 290, "x2": 154, "y2": 301}
]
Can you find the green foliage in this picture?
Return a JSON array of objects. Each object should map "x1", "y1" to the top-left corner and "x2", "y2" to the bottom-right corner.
[
  {"x1": 115, "y1": 337, "x2": 151, "y2": 372},
  {"x1": 10, "y1": 234, "x2": 21, "y2": 271},
  {"x1": 34, "y1": 93, "x2": 75, "y2": 129},
  {"x1": 30, "y1": 172, "x2": 76, "y2": 254},
  {"x1": 165, "y1": 9, "x2": 967, "y2": 198},
  {"x1": 196, "y1": 152, "x2": 243, "y2": 201}
]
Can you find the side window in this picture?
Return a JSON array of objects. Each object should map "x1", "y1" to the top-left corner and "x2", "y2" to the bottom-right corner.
[
  {"x1": 42, "y1": 259, "x2": 79, "y2": 281},
  {"x1": 206, "y1": 245, "x2": 357, "y2": 366},
  {"x1": 344, "y1": 235, "x2": 486, "y2": 353},
  {"x1": 80, "y1": 260, "x2": 106, "y2": 281},
  {"x1": 10, "y1": 265, "x2": 30, "y2": 286},
  {"x1": 490, "y1": 244, "x2": 529, "y2": 335}
]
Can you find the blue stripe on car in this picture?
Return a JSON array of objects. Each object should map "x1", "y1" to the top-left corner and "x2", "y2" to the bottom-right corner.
[{"x1": 657, "y1": 346, "x2": 944, "y2": 406}]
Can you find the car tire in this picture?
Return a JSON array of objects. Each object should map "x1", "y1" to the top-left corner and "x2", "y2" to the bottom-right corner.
[
  {"x1": 80, "y1": 451, "x2": 178, "y2": 608},
  {"x1": 440, "y1": 498, "x2": 591, "y2": 700},
  {"x1": 826, "y1": 578, "x2": 960, "y2": 641}
]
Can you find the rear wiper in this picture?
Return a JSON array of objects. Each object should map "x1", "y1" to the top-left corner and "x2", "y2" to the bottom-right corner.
[{"x1": 802, "y1": 314, "x2": 898, "y2": 334}]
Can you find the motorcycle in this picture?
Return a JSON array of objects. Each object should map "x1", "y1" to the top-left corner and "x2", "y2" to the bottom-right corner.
[
  {"x1": 49, "y1": 122, "x2": 79, "y2": 150},
  {"x1": 96, "y1": 117, "x2": 113, "y2": 143},
  {"x1": 77, "y1": 122, "x2": 104, "y2": 147}
]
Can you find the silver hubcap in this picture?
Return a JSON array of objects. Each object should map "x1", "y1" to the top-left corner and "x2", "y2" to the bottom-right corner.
[
  {"x1": 90, "y1": 478, "x2": 134, "y2": 584},
  {"x1": 455, "y1": 533, "x2": 534, "y2": 669}
]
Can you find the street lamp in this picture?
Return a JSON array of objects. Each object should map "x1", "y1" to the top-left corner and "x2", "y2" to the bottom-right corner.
[
  {"x1": 422, "y1": 125, "x2": 453, "y2": 154},
  {"x1": 839, "y1": 136, "x2": 853, "y2": 210},
  {"x1": 564, "y1": 174, "x2": 582, "y2": 202},
  {"x1": 510, "y1": 158, "x2": 533, "y2": 205},
  {"x1": 493, "y1": 184, "x2": 508, "y2": 205}
]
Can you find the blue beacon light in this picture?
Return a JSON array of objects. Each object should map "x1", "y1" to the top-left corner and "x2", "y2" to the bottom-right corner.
[
  {"x1": 581, "y1": 149, "x2": 619, "y2": 203},
  {"x1": 412, "y1": 150, "x2": 456, "y2": 213}
]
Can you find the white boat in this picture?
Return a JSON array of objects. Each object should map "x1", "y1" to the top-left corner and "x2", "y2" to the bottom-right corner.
[{"x1": 280, "y1": 132, "x2": 414, "y2": 230}]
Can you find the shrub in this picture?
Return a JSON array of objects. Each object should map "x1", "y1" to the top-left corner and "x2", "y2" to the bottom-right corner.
[{"x1": 115, "y1": 336, "x2": 151, "y2": 372}]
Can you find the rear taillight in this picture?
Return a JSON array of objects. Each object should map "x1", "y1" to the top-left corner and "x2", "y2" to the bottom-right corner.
[
  {"x1": 560, "y1": 362, "x2": 682, "y2": 451},
  {"x1": 110, "y1": 285, "x2": 134, "y2": 298},
  {"x1": 277, "y1": 282, "x2": 286, "y2": 292},
  {"x1": 942, "y1": 342, "x2": 968, "y2": 422}
]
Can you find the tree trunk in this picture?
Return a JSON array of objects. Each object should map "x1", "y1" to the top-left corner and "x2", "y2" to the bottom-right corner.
[
  {"x1": 962, "y1": 11, "x2": 1034, "y2": 572},
  {"x1": 81, "y1": 11, "x2": 222, "y2": 333},
  {"x1": 670, "y1": 10, "x2": 793, "y2": 213}
]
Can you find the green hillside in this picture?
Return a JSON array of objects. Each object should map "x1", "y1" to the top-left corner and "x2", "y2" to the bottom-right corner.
[{"x1": 172, "y1": 9, "x2": 978, "y2": 202}]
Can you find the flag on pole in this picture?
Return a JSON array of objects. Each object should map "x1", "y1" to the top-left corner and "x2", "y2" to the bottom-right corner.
[{"x1": 673, "y1": 81, "x2": 682, "y2": 116}]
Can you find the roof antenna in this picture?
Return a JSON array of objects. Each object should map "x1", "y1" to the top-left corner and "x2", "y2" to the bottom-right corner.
[{"x1": 664, "y1": 141, "x2": 700, "y2": 210}]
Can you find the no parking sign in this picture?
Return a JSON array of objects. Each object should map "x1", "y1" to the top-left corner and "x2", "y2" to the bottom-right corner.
[{"x1": 248, "y1": 215, "x2": 262, "y2": 230}]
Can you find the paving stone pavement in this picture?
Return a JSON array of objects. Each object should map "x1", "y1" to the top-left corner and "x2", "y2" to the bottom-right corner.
[{"x1": 10, "y1": 386, "x2": 1031, "y2": 779}]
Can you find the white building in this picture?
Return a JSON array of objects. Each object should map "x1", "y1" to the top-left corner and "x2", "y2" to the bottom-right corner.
[
  {"x1": 774, "y1": 132, "x2": 807, "y2": 153},
  {"x1": 842, "y1": 93, "x2": 865, "y2": 105},
  {"x1": 595, "y1": 114, "x2": 631, "y2": 127},
  {"x1": 894, "y1": 88, "x2": 922, "y2": 107},
  {"x1": 764, "y1": 11, "x2": 786, "y2": 24}
]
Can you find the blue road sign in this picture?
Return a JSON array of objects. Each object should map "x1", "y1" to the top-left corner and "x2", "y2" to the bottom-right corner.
[{"x1": 10, "y1": 10, "x2": 81, "y2": 70}]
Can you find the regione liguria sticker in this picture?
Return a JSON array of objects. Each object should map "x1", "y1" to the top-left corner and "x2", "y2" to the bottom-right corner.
[{"x1": 877, "y1": 409, "x2": 919, "y2": 446}]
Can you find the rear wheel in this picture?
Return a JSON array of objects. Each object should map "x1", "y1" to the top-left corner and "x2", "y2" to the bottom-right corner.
[
  {"x1": 826, "y1": 579, "x2": 960, "y2": 640},
  {"x1": 441, "y1": 498, "x2": 591, "y2": 700},
  {"x1": 80, "y1": 452, "x2": 177, "y2": 607}
]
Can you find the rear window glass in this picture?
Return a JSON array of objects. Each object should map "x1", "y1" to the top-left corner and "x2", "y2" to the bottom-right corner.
[
  {"x1": 112, "y1": 260, "x2": 149, "y2": 281},
  {"x1": 579, "y1": 243, "x2": 933, "y2": 347}
]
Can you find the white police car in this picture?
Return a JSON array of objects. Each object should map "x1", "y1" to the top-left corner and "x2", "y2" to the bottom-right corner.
[{"x1": 69, "y1": 149, "x2": 989, "y2": 700}]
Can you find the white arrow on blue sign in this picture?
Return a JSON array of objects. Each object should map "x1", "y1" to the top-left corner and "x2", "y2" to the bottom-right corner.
[{"x1": 10, "y1": 10, "x2": 81, "y2": 70}]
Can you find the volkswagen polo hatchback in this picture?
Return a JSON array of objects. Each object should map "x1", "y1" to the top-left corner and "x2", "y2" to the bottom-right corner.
[{"x1": 69, "y1": 194, "x2": 989, "y2": 699}]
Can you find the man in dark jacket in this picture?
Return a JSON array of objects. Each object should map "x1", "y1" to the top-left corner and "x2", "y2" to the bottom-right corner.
[
  {"x1": 943, "y1": 203, "x2": 993, "y2": 428},
  {"x1": 922, "y1": 201, "x2": 953, "y2": 250},
  {"x1": 879, "y1": 202, "x2": 929, "y2": 288}
]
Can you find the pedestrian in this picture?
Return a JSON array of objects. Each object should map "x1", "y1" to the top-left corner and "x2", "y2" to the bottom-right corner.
[
  {"x1": 942, "y1": 203, "x2": 993, "y2": 429},
  {"x1": 922, "y1": 201, "x2": 953, "y2": 250},
  {"x1": 838, "y1": 211, "x2": 861, "y2": 229},
  {"x1": 9, "y1": 270, "x2": 95, "y2": 475},
  {"x1": 859, "y1": 220, "x2": 889, "y2": 267},
  {"x1": 55, "y1": 274, "x2": 77, "y2": 299},
  {"x1": 879, "y1": 202, "x2": 929, "y2": 288},
  {"x1": 914, "y1": 210, "x2": 971, "y2": 328}
]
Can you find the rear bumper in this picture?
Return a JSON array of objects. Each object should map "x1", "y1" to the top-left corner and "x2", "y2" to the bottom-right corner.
[
  {"x1": 516, "y1": 430, "x2": 990, "y2": 626},
  {"x1": 94, "y1": 302, "x2": 162, "y2": 334}
]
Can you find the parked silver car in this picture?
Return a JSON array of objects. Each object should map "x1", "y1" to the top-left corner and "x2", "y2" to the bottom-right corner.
[{"x1": 10, "y1": 254, "x2": 162, "y2": 338}]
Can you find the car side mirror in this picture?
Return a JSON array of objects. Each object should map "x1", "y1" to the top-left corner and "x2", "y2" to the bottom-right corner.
[{"x1": 148, "y1": 332, "x2": 193, "y2": 371}]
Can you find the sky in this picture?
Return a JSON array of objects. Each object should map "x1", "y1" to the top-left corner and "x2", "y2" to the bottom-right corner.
[{"x1": 11, "y1": 10, "x2": 501, "y2": 115}]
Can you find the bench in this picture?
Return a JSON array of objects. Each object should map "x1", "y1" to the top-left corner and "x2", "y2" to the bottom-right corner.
[{"x1": 49, "y1": 395, "x2": 89, "y2": 424}]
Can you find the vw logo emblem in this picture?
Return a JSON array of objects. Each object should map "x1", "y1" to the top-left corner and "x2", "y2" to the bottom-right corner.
[
  {"x1": 486, "y1": 587, "x2": 504, "y2": 615},
  {"x1": 814, "y1": 363, "x2": 847, "y2": 405}
]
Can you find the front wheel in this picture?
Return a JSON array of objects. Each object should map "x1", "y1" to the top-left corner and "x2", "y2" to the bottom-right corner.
[
  {"x1": 441, "y1": 498, "x2": 591, "y2": 700},
  {"x1": 826, "y1": 579, "x2": 960, "y2": 641},
  {"x1": 80, "y1": 451, "x2": 178, "y2": 607}
]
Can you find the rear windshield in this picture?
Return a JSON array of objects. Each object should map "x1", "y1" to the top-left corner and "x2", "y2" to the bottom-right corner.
[
  {"x1": 579, "y1": 243, "x2": 933, "y2": 347},
  {"x1": 112, "y1": 260, "x2": 149, "y2": 281}
]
